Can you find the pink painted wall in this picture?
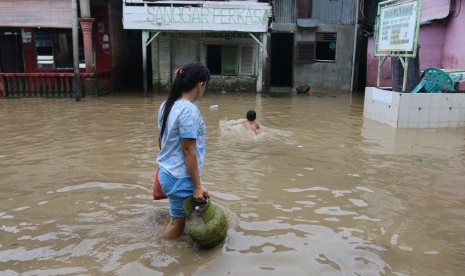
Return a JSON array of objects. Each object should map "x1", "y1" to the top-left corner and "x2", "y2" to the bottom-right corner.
[
  {"x1": 366, "y1": 38, "x2": 391, "y2": 87},
  {"x1": 366, "y1": 25, "x2": 447, "y2": 87},
  {"x1": 443, "y1": 0, "x2": 465, "y2": 90},
  {"x1": 366, "y1": 0, "x2": 465, "y2": 90},
  {"x1": 442, "y1": 0, "x2": 465, "y2": 69},
  {"x1": 422, "y1": 0, "x2": 451, "y2": 22},
  {"x1": 419, "y1": 25, "x2": 447, "y2": 68}
]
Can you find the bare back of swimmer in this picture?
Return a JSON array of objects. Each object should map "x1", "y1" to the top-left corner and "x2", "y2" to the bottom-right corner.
[{"x1": 242, "y1": 110, "x2": 260, "y2": 135}]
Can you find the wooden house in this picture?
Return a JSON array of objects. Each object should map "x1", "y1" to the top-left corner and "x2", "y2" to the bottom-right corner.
[{"x1": 0, "y1": 0, "x2": 137, "y2": 98}]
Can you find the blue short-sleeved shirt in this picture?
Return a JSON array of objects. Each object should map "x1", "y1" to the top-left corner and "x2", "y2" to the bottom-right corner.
[{"x1": 156, "y1": 99, "x2": 206, "y2": 178}]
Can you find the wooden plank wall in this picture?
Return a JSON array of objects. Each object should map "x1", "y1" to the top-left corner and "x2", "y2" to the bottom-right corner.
[{"x1": 0, "y1": 0, "x2": 72, "y2": 28}]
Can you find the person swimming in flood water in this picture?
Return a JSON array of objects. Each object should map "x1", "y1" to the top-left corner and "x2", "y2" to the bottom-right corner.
[{"x1": 242, "y1": 110, "x2": 260, "y2": 135}]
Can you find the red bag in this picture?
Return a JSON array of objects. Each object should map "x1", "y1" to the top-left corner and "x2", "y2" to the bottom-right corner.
[{"x1": 153, "y1": 169, "x2": 167, "y2": 200}]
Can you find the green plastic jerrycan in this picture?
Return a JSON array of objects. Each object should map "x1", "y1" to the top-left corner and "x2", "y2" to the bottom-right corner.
[{"x1": 183, "y1": 198, "x2": 228, "y2": 248}]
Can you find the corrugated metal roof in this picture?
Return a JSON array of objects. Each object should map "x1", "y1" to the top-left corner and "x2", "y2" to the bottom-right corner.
[
  {"x1": 313, "y1": 0, "x2": 357, "y2": 25},
  {"x1": 272, "y1": 0, "x2": 357, "y2": 25},
  {"x1": 273, "y1": 0, "x2": 295, "y2": 23}
]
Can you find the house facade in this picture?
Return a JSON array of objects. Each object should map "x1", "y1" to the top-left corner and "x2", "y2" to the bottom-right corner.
[
  {"x1": 270, "y1": 0, "x2": 360, "y2": 92},
  {"x1": 0, "y1": 0, "x2": 138, "y2": 98},
  {"x1": 1, "y1": 0, "x2": 362, "y2": 96},
  {"x1": 123, "y1": 0, "x2": 272, "y2": 94},
  {"x1": 366, "y1": 0, "x2": 465, "y2": 91}
]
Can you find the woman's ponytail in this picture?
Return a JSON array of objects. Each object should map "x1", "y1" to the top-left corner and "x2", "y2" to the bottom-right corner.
[{"x1": 160, "y1": 76, "x2": 182, "y2": 140}]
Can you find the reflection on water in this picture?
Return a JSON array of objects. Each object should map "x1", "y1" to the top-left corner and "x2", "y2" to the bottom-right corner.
[{"x1": 1, "y1": 93, "x2": 465, "y2": 275}]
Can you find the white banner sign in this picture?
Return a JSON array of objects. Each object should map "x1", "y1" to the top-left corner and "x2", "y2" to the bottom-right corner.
[
  {"x1": 377, "y1": 1, "x2": 418, "y2": 52},
  {"x1": 123, "y1": 5, "x2": 271, "y2": 32}
]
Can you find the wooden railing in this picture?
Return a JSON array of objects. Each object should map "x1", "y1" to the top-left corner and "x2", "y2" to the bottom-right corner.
[{"x1": 0, "y1": 73, "x2": 93, "y2": 98}]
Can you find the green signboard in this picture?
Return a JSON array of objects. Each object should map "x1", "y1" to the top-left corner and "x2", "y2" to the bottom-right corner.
[
  {"x1": 377, "y1": 1, "x2": 418, "y2": 52},
  {"x1": 374, "y1": 0, "x2": 423, "y2": 91},
  {"x1": 375, "y1": 0, "x2": 422, "y2": 57}
]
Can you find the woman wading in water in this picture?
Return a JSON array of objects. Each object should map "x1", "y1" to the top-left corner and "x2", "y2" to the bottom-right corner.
[{"x1": 157, "y1": 63, "x2": 210, "y2": 239}]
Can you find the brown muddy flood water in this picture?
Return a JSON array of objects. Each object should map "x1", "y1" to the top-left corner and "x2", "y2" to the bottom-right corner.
[{"x1": 0, "y1": 93, "x2": 465, "y2": 275}]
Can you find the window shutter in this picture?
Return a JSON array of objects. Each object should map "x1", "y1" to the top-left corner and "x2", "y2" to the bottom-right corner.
[
  {"x1": 221, "y1": 45, "x2": 238, "y2": 75},
  {"x1": 296, "y1": 0, "x2": 312, "y2": 19},
  {"x1": 296, "y1": 42, "x2": 315, "y2": 64},
  {"x1": 240, "y1": 45, "x2": 254, "y2": 75},
  {"x1": 316, "y1": 32, "x2": 337, "y2": 42}
]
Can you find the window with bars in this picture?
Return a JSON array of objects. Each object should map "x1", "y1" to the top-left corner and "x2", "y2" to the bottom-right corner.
[
  {"x1": 315, "y1": 32, "x2": 337, "y2": 62},
  {"x1": 240, "y1": 45, "x2": 254, "y2": 75},
  {"x1": 206, "y1": 44, "x2": 255, "y2": 76}
]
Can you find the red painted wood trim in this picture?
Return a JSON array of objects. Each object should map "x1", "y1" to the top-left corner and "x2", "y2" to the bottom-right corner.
[{"x1": 0, "y1": 73, "x2": 94, "y2": 78}]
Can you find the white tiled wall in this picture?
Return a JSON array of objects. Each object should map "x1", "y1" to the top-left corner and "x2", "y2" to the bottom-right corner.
[{"x1": 364, "y1": 87, "x2": 465, "y2": 128}]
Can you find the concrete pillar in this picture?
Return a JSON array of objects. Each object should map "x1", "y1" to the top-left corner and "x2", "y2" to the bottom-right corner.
[
  {"x1": 142, "y1": 31, "x2": 148, "y2": 96},
  {"x1": 79, "y1": 18, "x2": 95, "y2": 73},
  {"x1": 152, "y1": 34, "x2": 172, "y2": 92},
  {"x1": 79, "y1": 18, "x2": 97, "y2": 96}
]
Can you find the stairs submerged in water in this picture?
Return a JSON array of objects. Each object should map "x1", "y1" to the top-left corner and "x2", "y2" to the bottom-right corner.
[{"x1": 267, "y1": 86, "x2": 293, "y2": 95}]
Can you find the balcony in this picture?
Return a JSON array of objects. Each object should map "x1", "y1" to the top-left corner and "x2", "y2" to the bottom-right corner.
[{"x1": 123, "y1": 0, "x2": 272, "y2": 32}]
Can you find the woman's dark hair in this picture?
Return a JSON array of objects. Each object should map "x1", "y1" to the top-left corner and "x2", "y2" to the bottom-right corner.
[
  {"x1": 160, "y1": 62, "x2": 210, "y2": 139},
  {"x1": 246, "y1": 110, "x2": 256, "y2": 121}
]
